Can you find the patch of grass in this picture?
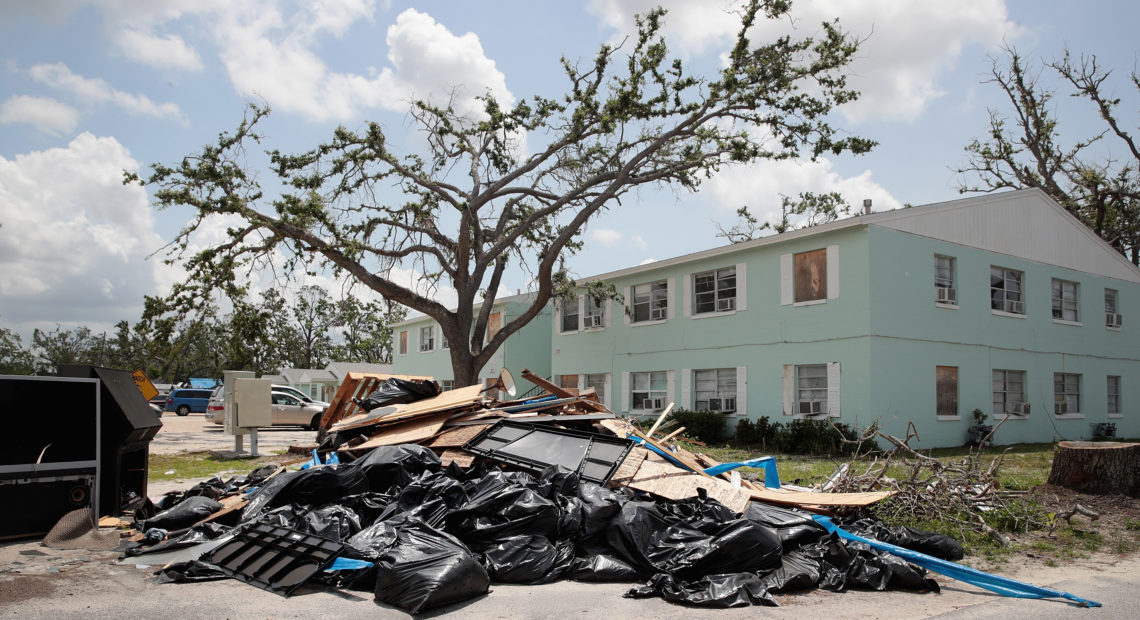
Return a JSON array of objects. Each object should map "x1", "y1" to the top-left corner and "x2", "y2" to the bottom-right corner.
[
  {"x1": 149, "y1": 451, "x2": 285, "y2": 482},
  {"x1": 1125, "y1": 518, "x2": 1140, "y2": 531}
]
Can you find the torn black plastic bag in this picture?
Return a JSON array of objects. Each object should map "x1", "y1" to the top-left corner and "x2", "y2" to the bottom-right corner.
[
  {"x1": 810, "y1": 533, "x2": 940, "y2": 593},
  {"x1": 153, "y1": 559, "x2": 228, "y2": 584},
  {"x1": 353, "y1": 444, "x2": 440, "y2": 492},
  {"x1": 568, "y1": 554, "x2": 641, "y2": 582},
  {"x1": 840, "y1": 517, "x2": 964, "y2": 561},
  {"x1": 372, "y1": 470, "x2": 468, "y2": 529},
  {"x1": 257, "y1": 504, "x2": 363, "y2": 542},
  {"x1": 481, "y1": 535, "x2": 575, "y2": 584},
  {"x1": 606, "y1": 497, "x2": 783, "y2": 581},
  {"x1": 446, "y1": 471, "x2": 560, "y2": 550},
  {"x1": 744, "y1": 502, "x2": 827, "y2": 552},
  {"x1": 140, "y1": 495, "x2": 222, "y2": 532},
  {"x1": 758, "y1": 550, "x2": 822, "y2": 593},
  {"x1": 126, "y1": 522, "x2": 230, "y2": 557},
  {"x1": 241, "y1": 464, "x2": 369, "y2": 521},
  {"x1": 625, "y1": 572, "x2": 778, "y2": 608},
  {"x1": 373, "y1": 520, "x2": 490, "y2": 614},
  {"x1": 354, "y1": 378, "x2": 440, "y2": 412}
]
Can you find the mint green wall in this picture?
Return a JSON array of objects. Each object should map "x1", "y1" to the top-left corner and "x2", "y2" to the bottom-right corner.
[{"x1": 866, "y1": 227, "x2": 1140, "y2": 446}]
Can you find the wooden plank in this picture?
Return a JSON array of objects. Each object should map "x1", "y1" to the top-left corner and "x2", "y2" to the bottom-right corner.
[
  {"x1": 659, "y1": 427, "x2": 686, "y2": 443},
  {"x1": 439, "y1": 449, "x2": 475, "y2": 468},
  {"x1": 320, "y1": 372, "x2": 435, "y2": 428},
  {"x1": 645, "y1": 403, "x2": 675, "y2": 437},
  {"x1": 626, "y1": 459, "x2": 751, "y2": 513},
  {"x1": 194, "y1": 495, "x2": 249, "y2": 526},
  {"x1": 520, "y1": 369, "x2": 607, "y2": 412},
  {"x1": 607, "y1": 446, "x2": 649, "y2": 488},
  {"x1": 331, "y1": 384, "x2": 485, "y2": 431},
  {"x1": 629, "y1": 429, "x2": 718, "y2": 480},
  {"x1": 747, "y1": 487, "x2": 893, "y2": 508},
  {"x1": 342, "y1": 412, "x2": 452, "y2": 451},
  {"x1": 428, "y1": 424, "x2": 492, "y2": 448}
]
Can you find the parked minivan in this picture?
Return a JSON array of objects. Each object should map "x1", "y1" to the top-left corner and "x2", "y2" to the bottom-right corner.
[{"x1": 164, "y1": 388, "x2": 214, "y2": 416}]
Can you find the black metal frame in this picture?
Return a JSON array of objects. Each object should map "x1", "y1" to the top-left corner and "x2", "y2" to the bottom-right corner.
[
  {"x1": 462, "y1": 420, "x2": 634, "y2": 485},
  {"x1": 202, "y1": 523, "x2": 344, "y2": 596}
]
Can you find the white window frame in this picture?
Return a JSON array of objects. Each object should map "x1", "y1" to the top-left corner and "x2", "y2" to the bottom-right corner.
[
  {"x1": 1051, "y1": 278, "x2": 1080, "y2": 324},
  {"x1": 559, "y1": 298, "x2": 580, "y2": 333},
  {"x1": 583, "y1": 296, "x2": 605, "y2": 329},
  {"x1": 631, "y1": 371, "x2": 668, "y2": 412},
  {"x1": 585, "y1": 373, "x2": 608, "y2": 407},
  {"x1": 796, "y1": 364, "x2": 828, "y2": 416},
  {"x1": 1054, "y1": 372, "x2": 1082, "y2": 418},
  {"x1": 1107, "y1": 375, "x2": 1121, "y2": 418},
  {"x1": 1105, "y1": 288, "x2": 1122, "y2": 329},
  {"x1": 631, "y1": 280, "x2": 669, "y2": 323},
  {"x1": 440, "y1": 380, "x2": 455, "y2": 391},
  {"x1": 398, "y1": 330, "x2": 408, "y2": 355},
  {"x1": 991, "y1": 266, "x2": 1025, "y2": 315},
  {"x1": 992, "y1": 369, "x2": 1028, "y2": 418},
  {"x1": 693, "y1": 266, "x2": 736, "y2": 315},
  {"x1": 419, "y1": 326, "x2": 434, "y2": 352},
  {"x1": 693, "y1": 368, "x2": 737, "y2": 413},
  {"x1": 935, "y1": 255, "x2": 957, "y2": 306}
]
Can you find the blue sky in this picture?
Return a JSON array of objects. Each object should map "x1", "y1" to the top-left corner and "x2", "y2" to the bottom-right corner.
[{"x1": 1, "y1": 0, "x2": 1137, "y2": 338}]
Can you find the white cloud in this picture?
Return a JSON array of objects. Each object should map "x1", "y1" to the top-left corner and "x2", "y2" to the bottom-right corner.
[
  {"x1": 590, "y1": 228, "x2": 623, "y2": 246},
  {"x1": 0, "y1": 133, "x2": 166, "y2": 335},
  {"x1": 638, "y1": 258, "x2": 657, "y2": 266},
  {"x1": 632, "y1": 234, "x2": 648, "y2": 252},
  {"x1": 588, "y1": 0, "x2": 1016, "y2": 123},
  {"x1": 114, "y1": 29, "x2": 204, "y2": 71},
  {"x1": 28, "y1": 62, "x2": 187, "y2": 122},
  {"x1": 0, "y1": 95, "x2": 79, "y2": 134}
]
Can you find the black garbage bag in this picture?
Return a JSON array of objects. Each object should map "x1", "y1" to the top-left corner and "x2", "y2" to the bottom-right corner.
[
  {"x1": 758, "y1": 550, "x2": 822, "y2": 593},
  {"x1": 841, "y1": 517, "x2": 964, "y2": 561},
  {"x1": 744, "y1": 502, "x2": 827, "y2": 552},
  {"x1": 242, "y1": 464, "x2": 369, "y2": 521},
  {"x1": 625, "y1": 572, "x2": 778, "y2": 608},
  {"x1": 577, "y1": 483, "x2": 627, "y2": 540},
  {"x1": 810, "y1": 534, "x2": 939, "y2": 593},
  {"x1": 374, "y1": 520, "x2": 490, "y2": 614},
  {"x1": 354, "y1": 378, "x2": 441, "y2": 412},
  {"x1": 244, "y1": 463, "x2": 281, "y2": 488},
  {"x1": 373, "y1": 470, "x2": 468, "y2": 529},
  {"x1": 480, "y1": 535, "x2": 574, "y2": 584},
  {"x1": 125, "y1": 522, "x2": 231, "y2": 557},
  {"x1": 153, "y1": 559, "x2": 228, "y2": 584},
  {"x1": 301, "y1": 504, "x2": 362, "y2": 541},
  {"x1": 568, "y1": 554, "x2": 642, "y2": 582},
  {"x1": 338, "y1": 491, "x2": 397, "y2": 527},
  {"x1": 446, "y1": 473, "x2": 560, "y2": 550},
  {"x1": 346, "y1": 520, "x2": 400, "y2": 561},
  {"x1": 140, "y1": 495, "x2": 222, "y2": 532},
  {"x1": 354, "y1": 444, "x2": 440, "y2": 492},
  {"x1": 606, "y1": 497, "x2": 783, "y2": 581}
]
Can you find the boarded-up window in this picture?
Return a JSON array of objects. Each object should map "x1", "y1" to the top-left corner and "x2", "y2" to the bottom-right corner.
[
  {"x1": 794, "y1": 249, "x2": 827, "y2": 302},
  {"x1": 936, "y1": 366, "x2": 958, "y2": 417},
  {"x1": 487, "y1": 312, "x2": 502, "y2": 340},
  {"x1": 399, "y1": 330, "x2": 408, "y2": 355},
  {"x1": 560, "y1": 374, "x2": 579, "y2": 390}
]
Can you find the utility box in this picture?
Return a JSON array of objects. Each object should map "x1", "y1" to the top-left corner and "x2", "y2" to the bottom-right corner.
[
  {"x1": 223, "y1": 370, "x2": 255, "y2": 436},
  {"x1": 234, "y1": 378, "x2": 273, "y2": 428}
]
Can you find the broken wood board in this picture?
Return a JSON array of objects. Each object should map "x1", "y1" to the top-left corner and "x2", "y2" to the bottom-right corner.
[
  {"x1": 596, "y1": 417, "x2": 637, "y2": 437},
  {"x1": 629, "y1": 429, "x2": 720, "y2": 481},
  {"x1": 195, "y1": 495, "x2": 249, "y2": 526},
  {"x1": 428, "y1": 424, "x2": 491, "y2": 448},
  {"x1": 626, "y1": 459, "x2": 751, "y2": 513},
  {"x1": 320, "y1": 371, "x2": 436, "y2": 428},
  {"x1": 747, "y1": 487, "x2": 893, "y2": 508},
  {"x1": 439, "y1": 449, "x2": 475, "y2": 468},
  {"x1": 607, "y1": 446, "x2": 649, "y2": 488},
  {"x1": 343, "y1": 412, "x2": 452, "y2": 451},
  {"x1": 331, "y1": 384, "x2": 485, "y2": 432},
  {"x1": 520, "y1": 369, "x2": 607, "y2": 412}
]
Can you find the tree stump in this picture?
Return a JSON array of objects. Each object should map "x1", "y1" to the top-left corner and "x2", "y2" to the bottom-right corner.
[{"x1": 1047, "y1": 441, "x2": 1140, "y2": 497}]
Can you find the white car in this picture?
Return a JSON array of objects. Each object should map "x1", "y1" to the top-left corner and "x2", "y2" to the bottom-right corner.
[{"x1": 206, "y1": 388, "x2": 327, "y2": 430}]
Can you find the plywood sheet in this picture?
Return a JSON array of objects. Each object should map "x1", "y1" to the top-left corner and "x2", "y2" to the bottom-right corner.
[
  {"x1": 344, "y1": 412, "x2": 451, "y2": 451},
  {"x1": 607, "y1": 446, "x2": 649, "y2": 488},
  {"x1": 428, "y1": 424, "x2": 492, "y2": 448},
  {"x1": 747, "y1": 487, "x2": 893, "y2": 508},
  {"x1": 439, "y1": 449, "x2": 475, "y2": 468},
  {"x1": 332, "y1": 384, "x2": 484, "y2": 431},
  {"x1": 320, "y1": 372, "x2": 435, "y2": 428},
  {"x1": 626, "y1": 459, "x2": 751, "y2": 513}
]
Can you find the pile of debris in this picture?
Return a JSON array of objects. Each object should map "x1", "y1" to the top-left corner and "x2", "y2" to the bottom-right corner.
[{"x1": 112, "y1": 371, "x2": 1100, "y2": 612}]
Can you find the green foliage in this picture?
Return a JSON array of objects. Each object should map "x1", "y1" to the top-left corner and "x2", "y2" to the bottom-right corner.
[
  {"x1": 733, "y1": 416, "x2": 867, "y2": 456},
  {"x1": 667, "y1": 408, "x2": 727, "y2": 444},
  {"x1": 0, "y1": 324, "x2": 35, "y2": 375}
]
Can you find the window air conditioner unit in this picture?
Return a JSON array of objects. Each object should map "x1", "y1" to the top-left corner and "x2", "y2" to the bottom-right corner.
[
  {"x1": 936, "y1": 287, "x2": 957, "y2": 304},
  {"x1": 1005, "y1": 402, "x2": 1028, "y2": 415},
  {"x1": 650, "y1": 307, "x2": 667, "y2": 321},
  {"x1": 723, "y1": 397, "x2": 736, "y2": 412},
  {"x1": 1054, "y1": 402, "x2": 1068, "y2": 415},
  {"x1": 1106, "y1": 312, "x2": 1123, "y2": 328},
  {"x1": 1005, "y1": 300, "x2": 1024, "y2": 314},
  {"x1": 799, "y1": 400, "x2": 823, "y2": 415},
  {"x1": 586, "y1": 315, "x2": 603, "y2": 328},
  {"x1": 717, "y1": 297, "x2": 736, "y2": 312},
  {"x1": 708, "y1": 398, "x2": 722, "y2": 411},
  {"x1": 650, "y1": 398, "x2": 665, "y2": 410}
]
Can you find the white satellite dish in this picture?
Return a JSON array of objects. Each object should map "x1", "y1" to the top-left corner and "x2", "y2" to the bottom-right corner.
[{"x1": 482, "y1": 367, "x2": 517, "y2": 398}]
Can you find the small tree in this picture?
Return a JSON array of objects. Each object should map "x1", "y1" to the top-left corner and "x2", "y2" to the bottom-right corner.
[
  {"x1": 715, "y1": 191, "x2": 852, "y2": 243},
  {"x1": 130, "y1": 2, "x2": 873, "y2": 385}
]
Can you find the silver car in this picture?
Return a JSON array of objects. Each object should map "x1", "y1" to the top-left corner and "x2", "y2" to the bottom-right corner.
[{"x1": 206, "y1": 389, "x2": 327, "y2": 430}]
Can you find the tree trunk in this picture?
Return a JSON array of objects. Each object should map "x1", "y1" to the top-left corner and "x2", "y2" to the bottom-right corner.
[{"x1": 1047, "y1": 441, "x2": 1140, "y2": 497}]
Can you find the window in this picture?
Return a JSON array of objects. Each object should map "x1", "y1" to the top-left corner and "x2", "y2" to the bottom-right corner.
[
  {"x1": 1054, "y1": 373, "x2": 1081, "y2": 415},
  {"x1": 936, "y1": 366, "x2": 958, "y2": 417},
  {"x1": 559, "y1": 374, "x2": 579, "y2": 390},
  {"x1": 796, "y1": 364, "x2": 828, "y2": 415},
  {"x1": 694, "y1": 267, "x2": 736, "y2": 314},
  {"x1": 440, "y1": 328, "x2": 449, "y2": 349},
  {"x1": 992, "y1": 369, "x2": 1027, "y2": 415},
  {"x1": 419, "y1": 326, "x2": 434, "y2": 351},
  {"x1": 795, "y1": 249, "x2": 827, "y2": 303},
  {"x1": 935, "y1": 255, "x2": 957, "y2": 305},
  {"x1": 1051, "y1": 279, "x2": 1079, "y2": 322},
  {"x1": 990, "y1": 266, "x2": 1024, "y2": 314},
  {"x1": 632, "y1": 280, "x2": 669, "y2": 322},
  {"x1": 583, "y1": 297, "x2": 604, "y2": 328},
  {"x1": 585, "y1": 373, "x2": 607, "y2": 403},
  {"x1": 694, "y1": 368, "x2": 737, "y2": 412},
  {"x1": 560, "y1": 299, "x2": 579, "y2": 333},
  {"x1": 398, "y1": 330, "x2": 408, "y2": 355},
  {"x1": 631, "y1": 371, "x2": 667, "y2": 411},
  {"x1": 1106, "y1": 289, "x2": 1122, "y2": 328},
  {"x1": 441, "y1": 380, "x2": 455, "y2": 391},
  {"x1": 1107, "y1": 376, "x2": 1121, "y2": 415}
]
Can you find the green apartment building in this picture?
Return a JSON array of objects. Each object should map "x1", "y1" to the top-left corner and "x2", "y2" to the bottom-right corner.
[{"x1": 394, "y1": 189, "x2": 1140, "y2": 448}]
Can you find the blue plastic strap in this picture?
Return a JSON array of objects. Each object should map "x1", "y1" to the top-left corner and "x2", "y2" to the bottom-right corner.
[
  {"x1": 323, "y1": 557, "x2": 374, "y2": 572},
  {"x1": 812, "y1": 515, "x2": 1101, "y2": 607},
  {"x1": 702, "y1": 456, "x2": 781, "y2": 489}
]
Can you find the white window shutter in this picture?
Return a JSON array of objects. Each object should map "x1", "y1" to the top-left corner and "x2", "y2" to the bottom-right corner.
[
  {"x1": 681, "y1": 368, "x2": 692, "y2": 410},
  {"x1": 667, "y1": 369, "x2": 676, "y2": 407},
  {"x1": 683, "y1": 274, "x2": 692, "y2": 317},
  {"x1": 604, "y1": 373, "x2": 612, "y2": 412},
  {"x1": 736, "y1": 366, "x2": 747, "y2": 416},
  {"x1": 605, "y1": 298, "x2": 613, "y2": 328},
  {"x1": 623, "y1": 286, "x2": 631, "y2": 325},
  {"x1": 736, "y1": 262, "x2": 747, "y2": 311},
  {"x1": 667, "y1": 277, "x2": 677, "y2": 319},
  {"x1": 622, "y1": 371, "x2": 630, "y2": 413},
  {"x1": 577, "y1": 295, "x2": 584, "y2": 331},
  {"x1": 552, "y1": 374, "x2": 561, "y2": 390},
  {"x1": 827, "y1": 361, "x2": 841, "y2": 417},
  {"x1": 827, "y1": 245, "x2": 839, "y2": 300},
  {"x1": 782, "y1": 364, "x2": 794, "y2": 415},
  {"x1": 780, "y1": 254, "x2": 793, "y2": 305}
]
